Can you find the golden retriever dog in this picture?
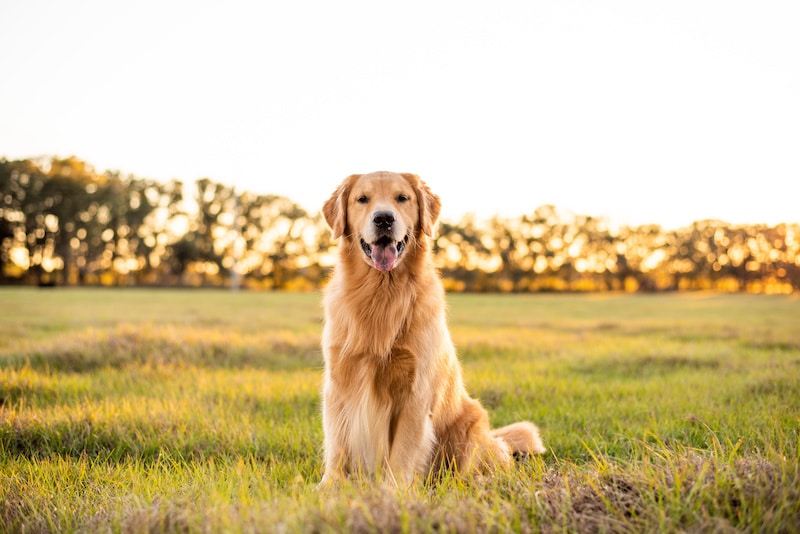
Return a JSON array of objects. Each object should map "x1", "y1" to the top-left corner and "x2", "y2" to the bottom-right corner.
[{"x1": 320, "y1": 171, "x2": 544, "y2": 486}]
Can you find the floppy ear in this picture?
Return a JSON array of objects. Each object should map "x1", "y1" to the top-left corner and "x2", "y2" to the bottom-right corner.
[
  {"x1": 402, "y1": 173, "x2": 441, "y2": 237},
  {"x1": 323, "y1": 174, "x2": 359, "y2": 239}
]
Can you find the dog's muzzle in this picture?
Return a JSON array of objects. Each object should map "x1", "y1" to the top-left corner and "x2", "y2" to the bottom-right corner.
[
  {"x1": 360, "y1": 211, "x2": 409, "y2": 272},
  {"x1": 360, "y1": 235, "x2": 408, "y2": 272}
]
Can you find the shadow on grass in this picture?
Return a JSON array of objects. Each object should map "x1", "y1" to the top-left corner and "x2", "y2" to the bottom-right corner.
[
  {"x1": 571, "y1": 354, "x2": 721, "y2": 379},
  {"x1": 0, "y1": 324, "x2": 322, "y2": 373}
]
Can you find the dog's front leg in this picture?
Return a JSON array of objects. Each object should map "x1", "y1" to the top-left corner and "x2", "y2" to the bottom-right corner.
[
  {"x1": 387, "y1": 404, "x2": 436, "y2": 485},
  {"x1": 320, "y1": 382, "x2": 349, "y2": 486}
]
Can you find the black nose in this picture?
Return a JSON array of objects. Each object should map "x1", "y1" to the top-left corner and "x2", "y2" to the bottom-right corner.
[{"x1": 373, "y1": 211, "x2": 395, "y2": 230}]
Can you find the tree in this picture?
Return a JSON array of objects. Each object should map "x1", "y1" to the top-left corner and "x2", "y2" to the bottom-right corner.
[
  {"x1": 0, "y1": 159, "x2": 33, "y2": 282},
  {"x1": 244, "y1": 194, "x2": 314, "y2": 289},
  {"x1": 36, "y1": 157, "x2": 107, "y2": 285},
  {"x1": 3, "y1": 156, "x2": 799, "y2": 292}
]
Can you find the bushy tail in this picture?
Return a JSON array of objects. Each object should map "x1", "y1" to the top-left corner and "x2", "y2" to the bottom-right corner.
[{"x1": 491, "y1": 421, "x2": 546, "y2": 456}]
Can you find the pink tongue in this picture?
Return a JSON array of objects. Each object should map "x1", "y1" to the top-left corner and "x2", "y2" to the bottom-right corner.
[{"x1": 371, "y1": 243, "x2": 398, "y2": 272}]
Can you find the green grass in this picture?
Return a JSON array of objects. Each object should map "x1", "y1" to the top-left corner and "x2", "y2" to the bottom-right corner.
[{"x1": 1, "y1": 288, "x2": 798, "y2": 532}]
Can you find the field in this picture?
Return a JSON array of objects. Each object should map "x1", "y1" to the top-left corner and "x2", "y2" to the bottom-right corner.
[{"x1": 1, "y1": 288, "x2": 798, "y2": 533}]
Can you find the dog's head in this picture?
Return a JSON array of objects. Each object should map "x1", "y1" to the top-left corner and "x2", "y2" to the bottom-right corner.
[{"x1": 323, "y1": 172, "x2": 441, "y2": 272}]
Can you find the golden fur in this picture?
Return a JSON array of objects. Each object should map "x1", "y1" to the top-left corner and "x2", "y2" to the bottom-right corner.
[{"x1": 320, "y1": 171, "x2": 544, "y2": 485}]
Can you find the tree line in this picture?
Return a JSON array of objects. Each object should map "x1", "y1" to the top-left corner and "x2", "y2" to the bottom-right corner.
[{"x1": 2, "y1": 156, "x2": 798, "y2": 293}]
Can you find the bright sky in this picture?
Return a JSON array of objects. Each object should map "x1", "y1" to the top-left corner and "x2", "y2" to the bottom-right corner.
[{"x1": 2, "y1": 1, "x2": 798, "y2": 229}]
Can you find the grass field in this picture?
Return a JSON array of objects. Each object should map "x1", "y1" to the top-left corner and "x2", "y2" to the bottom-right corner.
[{"x1": 1, "y1": 288, "x2": 798, "y2": 533}]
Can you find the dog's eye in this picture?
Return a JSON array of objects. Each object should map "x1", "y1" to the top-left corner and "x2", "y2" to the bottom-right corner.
[
  {"x1": 356, "y1": 195, "x2": 369, "y2": 204},
  {"x1": 397, "y1": 194, "x2": 409, "y2": 203}
]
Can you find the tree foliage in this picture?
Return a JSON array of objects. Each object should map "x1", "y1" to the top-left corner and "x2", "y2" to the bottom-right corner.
[{"x1": 1, "y1": 156, "x2": 798, "y2": 292}]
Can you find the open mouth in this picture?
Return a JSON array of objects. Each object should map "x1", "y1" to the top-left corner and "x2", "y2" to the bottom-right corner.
[{"x1": 360, "y1": 235, "x2": 409, "y2": 272}]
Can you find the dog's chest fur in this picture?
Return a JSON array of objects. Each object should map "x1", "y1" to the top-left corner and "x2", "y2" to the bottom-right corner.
[
  {"x1": 326, "y1": 277, "x2": 419, "y2": 398},
  {"x1": 337, "y1": 344, "x2": 417, "y2": 471},
  {"x1": 323, "y1": 272, "x2": 426, "y2": 470}
]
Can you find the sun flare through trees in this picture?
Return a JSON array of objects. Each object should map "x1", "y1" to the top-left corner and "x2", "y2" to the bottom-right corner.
[{"x1": 1, "y1": 156, "x2": 798, "y2": 292}]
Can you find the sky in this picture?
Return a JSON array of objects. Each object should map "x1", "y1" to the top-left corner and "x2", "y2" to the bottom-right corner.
[{"x1": 1, "y1": 1, "x2": 798, "y2": 229}]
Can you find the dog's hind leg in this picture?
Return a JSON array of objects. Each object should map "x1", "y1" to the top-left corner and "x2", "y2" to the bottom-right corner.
[{"x1": 491, "y1": 421, "x2": 546, "y2": 456}]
